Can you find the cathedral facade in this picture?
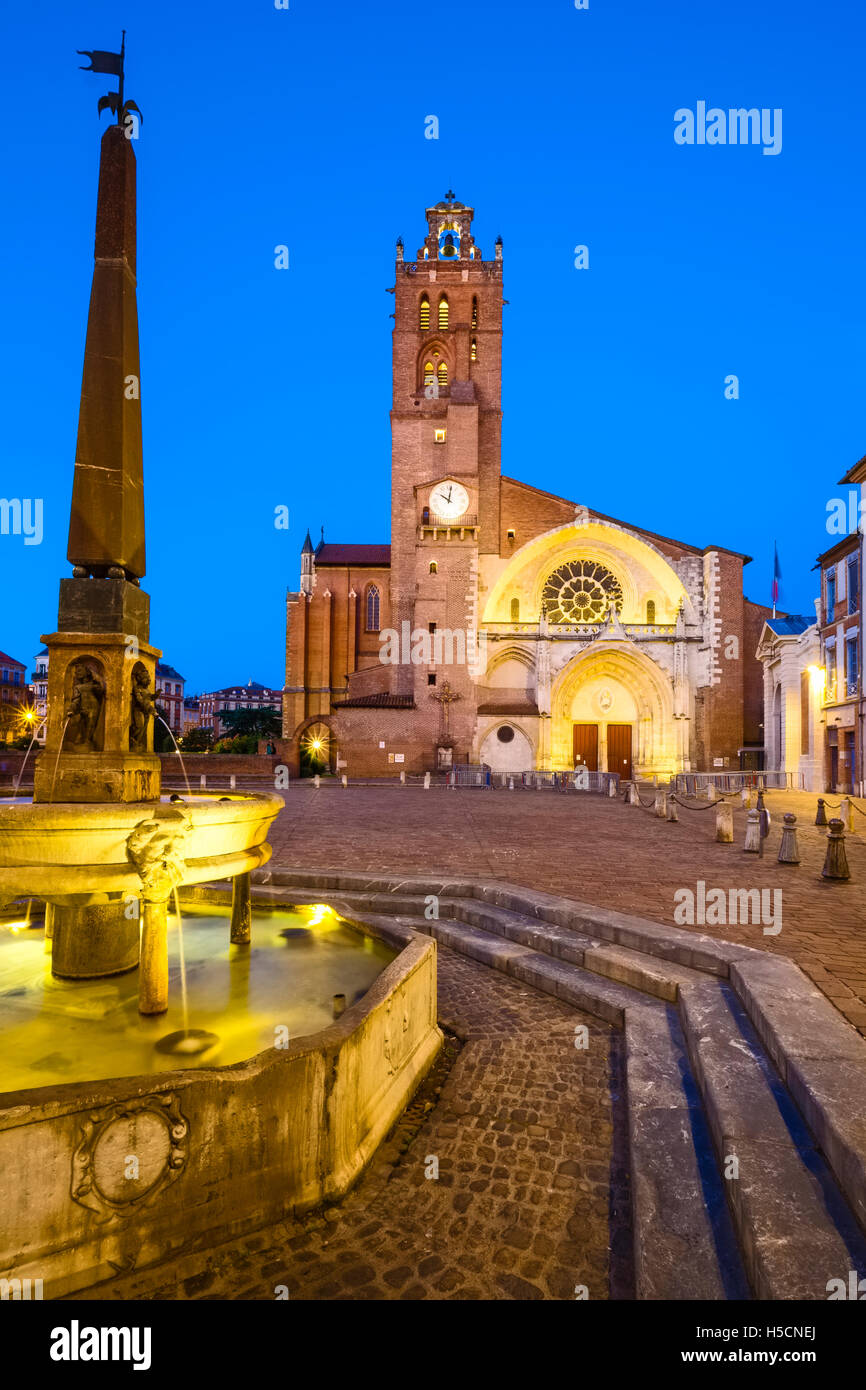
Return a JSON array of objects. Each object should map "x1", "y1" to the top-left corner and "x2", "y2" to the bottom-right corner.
[{"x1": 282, "y1": 198, "x2": 770, "y2": 779}]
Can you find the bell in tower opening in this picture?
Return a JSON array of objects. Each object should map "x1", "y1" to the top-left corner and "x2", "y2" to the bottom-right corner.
[{"x1": 439, "y1": 225, "x2": 460, "y2": 258}]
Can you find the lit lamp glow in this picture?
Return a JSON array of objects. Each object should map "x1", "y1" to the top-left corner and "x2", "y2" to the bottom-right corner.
[{"x1": 807, "y1": 665, "x2": 826, "y2": 693}]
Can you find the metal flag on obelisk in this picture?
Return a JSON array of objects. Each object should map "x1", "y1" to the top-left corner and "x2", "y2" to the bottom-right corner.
[{"x1": 77, "y1": 31, "x2": 142, "y2": 127}]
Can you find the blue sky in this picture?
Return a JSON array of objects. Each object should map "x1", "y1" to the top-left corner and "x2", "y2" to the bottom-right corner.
[{"x1": 1, "y1": 0, "x2": 863, "y2": 690}]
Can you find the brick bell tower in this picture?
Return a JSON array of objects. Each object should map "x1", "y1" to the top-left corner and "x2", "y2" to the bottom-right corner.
[{"x1": 389, "y1": 194, "x2": 503, "y2": 715}]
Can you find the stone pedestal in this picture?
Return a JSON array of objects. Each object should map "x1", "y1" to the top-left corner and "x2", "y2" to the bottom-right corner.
[
  {"x1": 33, "y1": 627, "x2": 161, "y2": 804},
  {"x1": 51, "y1": 901, "x2": 139, "y2": 979}
]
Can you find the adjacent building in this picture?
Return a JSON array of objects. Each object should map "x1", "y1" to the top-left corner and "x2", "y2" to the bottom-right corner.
[
  {"x1": 31, "y1": 647, "x2": 49, "y2": 744},
  {"x1": 199, "y1": 680, "x2": 282, "y2": 741},
  {"x1": 154, "y1": 662, "x2": 186, "y2": 735},
  {"x1": 755, "y1": 616, "x2": 823, "y2": 791},
  {"x1": 283, "y1": 195, "x2": 773, "y2": 779},
  {"x1": 756, "y1": 453, "x2": 864, "y2": 796},
  {"x1": 0, "y1": 651, "x2": 28, "y2": 743}
]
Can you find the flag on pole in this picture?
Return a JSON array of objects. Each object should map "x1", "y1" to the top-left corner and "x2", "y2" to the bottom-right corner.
[
  {"x1": 772, "y1": 542, "x2": 782, "y2": 615},
  {"x1": 77, "y1": 49, "x2": 123, "y2": 76}
]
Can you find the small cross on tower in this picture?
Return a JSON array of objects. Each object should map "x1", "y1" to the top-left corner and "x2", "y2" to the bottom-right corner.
[{"x1": 444, "y1": 189, "x2": 456, "y2": 206}]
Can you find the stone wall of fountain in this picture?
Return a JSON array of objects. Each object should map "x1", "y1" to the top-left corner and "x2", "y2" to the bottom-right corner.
[{"x1": 0, "y1": 910, "x2": 440, "y2": 1298}]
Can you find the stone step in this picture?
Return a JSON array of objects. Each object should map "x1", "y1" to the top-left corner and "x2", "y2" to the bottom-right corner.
[
  {"x1": 625, "y1": 1003, "x2": 749, "y2": 1300},
  {"x1": 444, "y1": 897, "x2": 707, "y2": 1003},
  {"x1": 252, "y1": 870, "x2": 866, "y2": 1300},
  {"x1": 679, "y1": 982, "x2": 866, "y2": 1300}
]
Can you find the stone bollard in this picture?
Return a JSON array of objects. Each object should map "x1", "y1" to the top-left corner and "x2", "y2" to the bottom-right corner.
[
  {"x1": 424, "y1": 771, "x2": 431, "y2": 789},
  {"x1": 715, "y1": 801, "x2": 734, "y2": 843},
  {"x1": 741, "y1": 787, "x2": 751, "y2": 809},
  {"x1": 654, "y1": 788, "x2": 666, "y2": 818},
  {"x1": 200, "y1": 774, "x2": 207, "y2": 790},
  {"x1": 400, "y1": 770, "x2": 406, "y2": 785},
  {"x1": 840, "y1": 797, "x2": 855, "y2": 832},
  {"x1": 508, "y1": 776, "x2": 514, "y2": 791},
  {"x1": 652, "y1": 774, "x2": 658, "y2": 788},
  {"x1": 230, "y1": 774, "x2": 236, "y2": 791},
  {"x1": 743, "y1": 808, "x2": 761, "y2": 853},
  {"x1": 706, "y1": 783, "x2": 717, "y2": 802},
  {"x1": 314, "y1": 774, "x2": 320, "y2": 790},
  {"x1": 666, "y1": 796, "x2": 679, "y2": 822},
  {"x1": 815, "y1": 797, "x2": 828, "y2": 827},
  {"x1": 627, "y1": 781, "x2": 640, "y2": 806},
  {"x1": 822, "y1": 818, "x2": 850, "y2": 881},
  {"x1": 608, "y1": 778, "x2": 617, "y2": 798},
  {"x1": 341, "y1": 774, "x2": 348, "y2": 788},
  {"x1": 778, "y1": 812, "x2": 800, "y2": 865}
]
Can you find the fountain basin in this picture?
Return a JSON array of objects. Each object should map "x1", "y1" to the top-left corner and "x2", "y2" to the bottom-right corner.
[
  {"x1": 0, "y1": 792, "x2": 284, "y2": 905},
  {"x1": 0, "y1": 894, "x2": 442, "y2": 1297}
]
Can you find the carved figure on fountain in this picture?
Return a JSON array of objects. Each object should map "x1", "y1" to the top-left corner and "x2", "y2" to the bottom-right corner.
[
  {"x1": 64, "y1": 659, "x2": 106, "y2": 751},
  {"x1": 129, "y1": 663, "x2": 156, "y2": 752}
]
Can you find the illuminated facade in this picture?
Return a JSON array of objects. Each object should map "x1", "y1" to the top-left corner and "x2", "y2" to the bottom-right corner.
[{"x1": 283, "y1": 198, "x2": 771, "y2": 778}]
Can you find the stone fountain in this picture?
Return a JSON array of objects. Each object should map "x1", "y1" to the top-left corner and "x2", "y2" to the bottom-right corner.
[
  {"x1": 0, "y1": 87, "x2": 281, "y2": 1011},
  {"x1": 0, "y1": 55, "x2": 440, "y2": 1298}
]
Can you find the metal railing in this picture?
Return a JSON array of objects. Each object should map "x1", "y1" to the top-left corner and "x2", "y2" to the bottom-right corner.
[{"x1": 673, "y1": 771, "x2": 804, "y2": 794}]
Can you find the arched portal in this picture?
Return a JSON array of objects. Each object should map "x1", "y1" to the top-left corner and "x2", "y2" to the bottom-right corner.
[{"x1": 550, "y1": 641, "x2": 679, "y2": 778}]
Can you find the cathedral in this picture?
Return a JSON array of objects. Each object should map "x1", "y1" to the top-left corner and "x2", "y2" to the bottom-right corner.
[{"x1": 282, "y1": 196, "x2": 771, "y2": 779}]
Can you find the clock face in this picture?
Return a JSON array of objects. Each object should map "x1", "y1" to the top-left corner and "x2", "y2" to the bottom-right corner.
[{"x1": 430, "y1": 481, "x2": 469, "y2": 521}]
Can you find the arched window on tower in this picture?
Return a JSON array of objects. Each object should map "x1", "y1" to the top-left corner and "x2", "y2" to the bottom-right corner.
[
  {"x1": 510, "y1": 598, "x2": 520, "y2": 621},
  {"x1": 438, "y1": 296, "x2": 449, "y2": 330},
  {"x1": 429, "y1": 561, "x2": 438, "y2": 575},
  {"x1": 419, "y1": 295, "x2": 430, "y2": 331},
  {"x1": 366, "y1": 585, "x2": 380, "y2": 632},
  {"x1": 423, "y1": 361, "x2": 435, "y2": 386},
  {"x1": 470, "y1": 337, "x2": 477, "y2": 361},
  {"x1": 471, "y1": 296, "x2": 478, "y2": 328},
  {"x1": 646, "y1": 600, "x2": 656, "y2": 624},
  {"x1": 437, "y1": 361, "x2": 448, "y2": 390}
]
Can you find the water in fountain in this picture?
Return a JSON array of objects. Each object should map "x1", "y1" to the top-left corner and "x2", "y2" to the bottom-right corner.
[
  {"x1": 12, "y1": 718, "x2": 48, "y2": 799},
  {"x1": 0, "y1": 902, "x2": 394, "y2": 1090},
  {"x1": 157, "y1": 716, "x2": 192, "y2": 796}
]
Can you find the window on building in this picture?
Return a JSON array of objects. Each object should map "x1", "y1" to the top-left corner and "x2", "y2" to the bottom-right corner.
[
  {"x1": 423, "y1": 361, "x2": 434, "y2": 386},
  {"x1": 471, "y1": 296, "x2": 478, "y2": 329},
  {"x1": 826, "y1": 568, "x2": 836, "y2": 621},
  {"x1": 419, "y1": 295, "x2": 430, "y2": 331},
  {"x1": 800, "y1": 670, "x2": 810, "y2": 754},
  {"x1": 470, "y1": 337, "x2": 477, "y2": 361},
  {"x1": 428, "y1": 673, "x2": 436, "y2": 686},
  {"x1": 429, "y1": 561, "x2": 438, "y2": 574},
  {"x1": 848, "y1": 553, "x2": 860, "y2": 612},
  {"x1": 437, "y1": 361, "x2": 448, "y2": 390},
  {"x1": 825, "y1": 640, "x2": 836, "y2": 699},
  {"x1": 366, "y1": 585, "x2": 380, "y2": 632},
  {"x1": 428, "y1": 622, "x2": 437, "y2": 634},
  {"x1": 510, "y1": 598, "x2": 520, "y2": 621},
  {"x1": 438, "y1": 296, "x2": 449, "y2": 331},
  {"x1": 422, "y1": 506, "x2": 430, "y2": 524},
  {"x1": 846, "y1": 634, "x2": 859, "y2": 697},
  {"x1": 646, "y1": 600, "x2": 656, "y2": 624}
]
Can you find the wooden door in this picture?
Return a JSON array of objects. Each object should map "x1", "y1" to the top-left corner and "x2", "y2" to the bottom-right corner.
[
  {"x1": 572, "y1": 724, "x2": 598, "y2": 771},
  {"x1": 607, "y1": 723, "x2": 632, "y2": 780}
]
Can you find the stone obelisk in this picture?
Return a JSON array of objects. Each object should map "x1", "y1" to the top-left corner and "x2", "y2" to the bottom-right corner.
[{"x1": 33, "y1": 108, "x2": 161, "y2": 978}]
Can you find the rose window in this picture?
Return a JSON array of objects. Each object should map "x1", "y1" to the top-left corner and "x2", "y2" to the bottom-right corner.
[{"x1": 541, "y1": 561, "x2": 623, "y2": 624}]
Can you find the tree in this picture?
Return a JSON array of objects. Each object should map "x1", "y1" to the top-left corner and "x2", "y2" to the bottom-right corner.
[
  {"x1": 153, "y1": 704, "x2": 175, "y2": 753},
  {"x1": 181, "y1": 727, "x2": 214, "y2": 752},
  {"x1": 218, "y1": 707, "x2": 282, "y2": 740}
]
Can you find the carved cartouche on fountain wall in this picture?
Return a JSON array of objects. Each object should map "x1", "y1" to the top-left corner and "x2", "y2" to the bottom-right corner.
[
  {"x1": 129, "y1": 662, "x2": 156, "y2": 752},
  {"x1": 64, "y1": 659, "x2": 106, "y2": 751}
]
